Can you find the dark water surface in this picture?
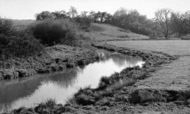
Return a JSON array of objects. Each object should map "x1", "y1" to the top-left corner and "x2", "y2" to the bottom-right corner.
[{"x1": 0, "y1": 53, "x2": 145, "y2": 112}]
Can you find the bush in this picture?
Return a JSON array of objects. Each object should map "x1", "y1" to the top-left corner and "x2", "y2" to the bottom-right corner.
[
  {"x1": 32, "y1": 19, "x2": 78, "y2": 46},
  {"x1": 0, "y1": 34, "x2": 43, "y2": 59},
  {"x1": 0, "y1": 18, "x2": 43, "y2": 59}
]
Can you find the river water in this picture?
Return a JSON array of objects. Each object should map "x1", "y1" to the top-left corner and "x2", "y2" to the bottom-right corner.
[{"x1": 0, "y1": 52, "x2": 145, "y2": 112}]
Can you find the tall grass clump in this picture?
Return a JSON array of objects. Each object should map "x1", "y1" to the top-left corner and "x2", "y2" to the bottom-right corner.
[{"x1": 31, "y1": 19, "x2": 78, "y2": 46}]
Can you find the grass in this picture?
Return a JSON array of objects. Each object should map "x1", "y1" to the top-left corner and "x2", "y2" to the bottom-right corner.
[
  {"x1": 82, "y1": 23, "x2": 149, "y2": 41},
  {"x1": 109, "y1": 40, "x2": 190, "y2": 56}
]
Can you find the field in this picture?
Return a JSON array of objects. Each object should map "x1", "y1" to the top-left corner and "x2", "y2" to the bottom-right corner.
[{"x1": 109, "y1": 40, "x2": 190, "y2": 56}]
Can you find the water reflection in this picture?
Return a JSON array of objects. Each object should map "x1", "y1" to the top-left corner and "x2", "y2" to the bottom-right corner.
[{"x1": 0, "y1": 53, "x2": 144, "y2": 112}]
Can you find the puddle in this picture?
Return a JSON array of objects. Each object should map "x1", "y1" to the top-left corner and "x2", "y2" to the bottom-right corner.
[{"x1": 0, "y1": 53, "x2": 145, "y2": 112}]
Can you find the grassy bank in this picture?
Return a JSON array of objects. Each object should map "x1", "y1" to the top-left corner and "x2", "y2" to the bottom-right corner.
[{"x1": 0, "y1": 44, "x2": 98, "y2": 80}]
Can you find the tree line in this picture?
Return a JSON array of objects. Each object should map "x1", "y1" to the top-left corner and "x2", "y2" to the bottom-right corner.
[{"x1": 36, "y1": 7, "x2": 190, "y2": 39}]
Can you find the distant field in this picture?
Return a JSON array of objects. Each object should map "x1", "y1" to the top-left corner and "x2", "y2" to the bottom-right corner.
[{"x1": 109, "y1": 40, "x2": 190, "y2": 56}]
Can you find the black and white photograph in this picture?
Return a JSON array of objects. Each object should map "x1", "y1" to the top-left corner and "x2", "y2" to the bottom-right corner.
[{"x1": 0, "y1": 0, "x2": 190, "y2": 113}]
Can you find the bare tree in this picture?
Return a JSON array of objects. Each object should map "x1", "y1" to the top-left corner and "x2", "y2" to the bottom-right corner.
[{"x1": 155, "y1": 9, "x2": 172, "y2": 38}]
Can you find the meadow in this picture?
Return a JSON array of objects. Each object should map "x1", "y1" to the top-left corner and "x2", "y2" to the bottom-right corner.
[{"x1": 109, "y1": 40, "x2": 190, "y2": 56}]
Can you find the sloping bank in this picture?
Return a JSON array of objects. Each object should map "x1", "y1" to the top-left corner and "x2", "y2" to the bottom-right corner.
[
  {"x1": 0, "y1": 45, "x2": 98, "y2": 80},
  {"x1": 5, "y1": 43, "x2": 181, "y2": 114}
]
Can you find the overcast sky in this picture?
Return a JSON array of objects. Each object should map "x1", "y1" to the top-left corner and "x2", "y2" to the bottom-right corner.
[{"x1": 0, "y1": 0, "x2": 189, "y2": 19}]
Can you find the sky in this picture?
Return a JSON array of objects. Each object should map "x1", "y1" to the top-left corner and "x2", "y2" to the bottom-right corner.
[{"x1": 0, "y1": 0, "x2": 190, "y2": 19}]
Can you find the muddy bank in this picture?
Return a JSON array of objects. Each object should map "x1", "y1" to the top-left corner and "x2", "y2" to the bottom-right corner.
[
  {"x1": 0, "y1": 45, "x2": 98, "y2": 81},
  {"x1": 4, "y1": 44, "x2": 183, "y2": 114}
]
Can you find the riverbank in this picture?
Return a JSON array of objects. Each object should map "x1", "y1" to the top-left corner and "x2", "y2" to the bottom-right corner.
[
  {"x1": 6, "y1": 43, "x2": 187, "y2": 114},
  {"x1": 0, "y1": 45, "x2": 98, "y2": 81}
]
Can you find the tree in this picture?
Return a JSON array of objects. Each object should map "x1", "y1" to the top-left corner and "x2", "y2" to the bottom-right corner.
[
  {"x1": 99, "y1": 12, "x2": 106, "y2": 23},
  {"x1": 52, "y1": 10, "x2": 68, "y2": 19},
  {"x1": 36, "y1": 11, "x2": 55, "y2": 20},
  {"x1": 104, "y1": 13, "x2": 112, "y2": 23},
  {"x1": 182, "y1": 11, "x2": 190, "y2": 34},
  {"x1": 111, "y1": 9, "x2": 154, "y2": 35},
  {"x1": 92, "y1": 11, "x2": 111, "y2": 23},
  {"x1": 170, "y1": 12, "x2": 183, "y2": 36},
  {"x1": 154, "y1": 9, "x2": 172, "y2": 38},
  {"x1": 68, "y1": 6, "x2": 78, "y2": 18},
  {"x1": 169, "y1": 11, "x2": 190, "y2": 36}
]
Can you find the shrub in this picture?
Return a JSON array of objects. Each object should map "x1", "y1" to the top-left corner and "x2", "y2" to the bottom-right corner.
[
  {"x1": 0, "y1": 18, "x2": 43, "y2": 59},
  {"x1": 32, "y1": 19, "x2": 78, "y2": 46},
  {"x1": 0, "y1": 34, "x2": 43, "y2": 59}
]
